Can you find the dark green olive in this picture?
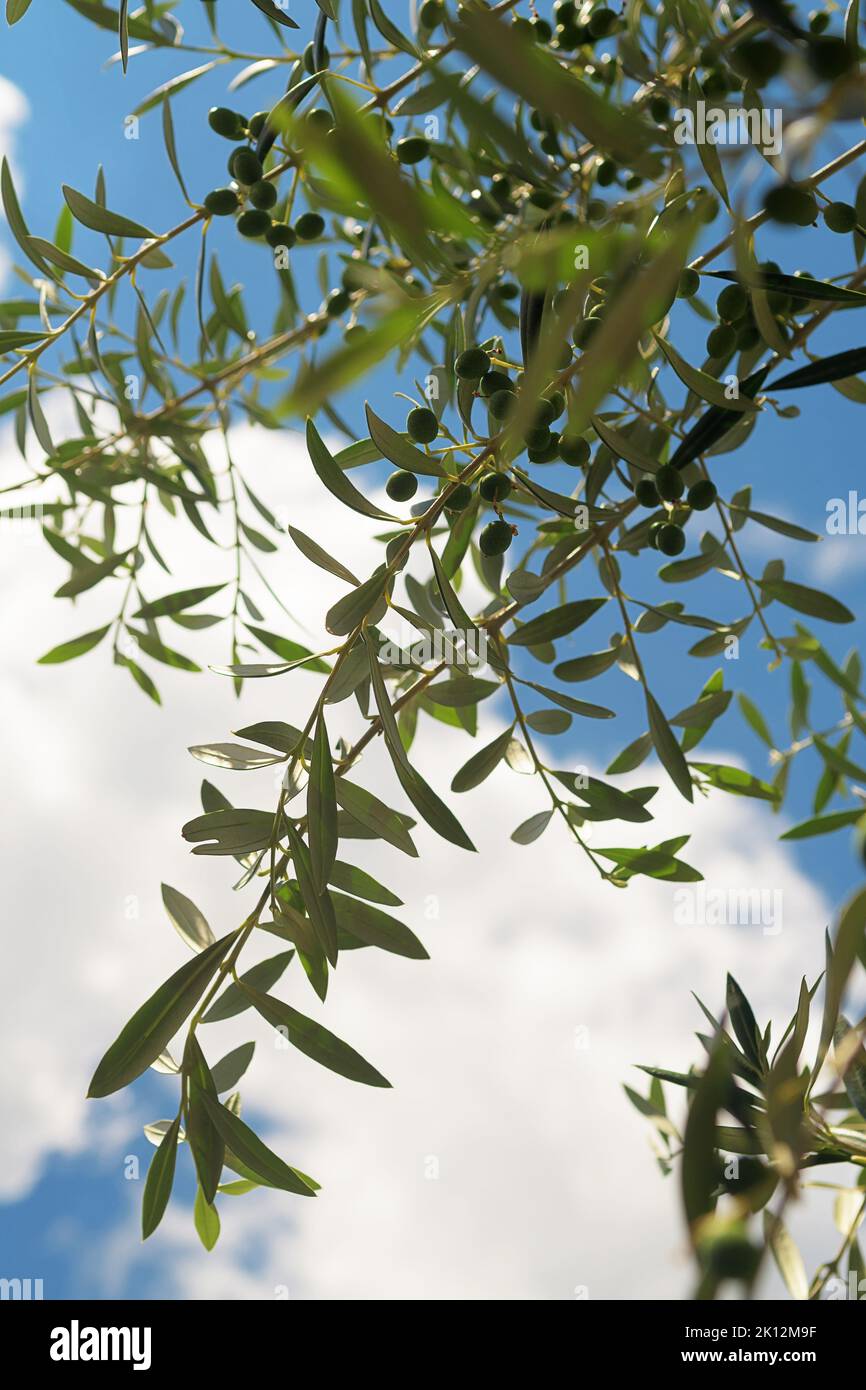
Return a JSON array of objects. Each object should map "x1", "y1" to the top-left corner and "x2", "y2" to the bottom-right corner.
[
  {"x1": 706, "y1": 324, "x2": 737, "y2": 358},
  {"x1": 588, "y1": 6, "x2": 617, "y2": 37},
  {"x1": 237, "y1": 209, "x2": 272, "y2": 239},
  {"x1": 480, "y1": 370, "x2": 512, "y2": 397},
  {"x1": 717, "y1": 284, "x2": 748, "y2": 321},
  {"x1": 688, "y1": 479, "x2": 717, "y2": 510},
  {"x1": 396, "y1": 136, "x2": 429, "y2": 165},
  {"x1": 635, "y1": 478, "x2": 660, "y2": 507},
  {"x1": 386, "y1": 471, "x2": 418, "y2": 502},
  {"x1": 764, "y1": 183, "x2": 818, "y2": 226},
  {"x1": 443, "y1": 483, "x2": 473, "y2": 512},
  {"x1": 249, "y1": 179, "x2": 277, "y2": 211},
  {"x1": 479, "y1": 473, "x2": 512, "y2": 504},
  {"x1": 420, "y1": 0, "x2": 445, "y2": 26},
  {"x1": 479, "y1": 519, "x2": 513, "y2": 556},
  {"x1": 294, "y1": 212, "x2": 325, "y2": 240},
  {"x1": 825, "y1": 201, "x2": 858, "y2": 233},
  {"x1": 657, "y1": 523, "x2": 686, "y2": 556},
  {"x1": 655, "y1": 464, "x2": 684, "y2": 502},
  {"x1": 559, "y1": 435, "x2": 590, "y2": 466},
  {"x1": 326, "y1": 289, "x2": 351, "y2": 317},
  {"x1": 204, "y1": 187, "x2": 240, "y2": 216},
  {"x1": 455, "y1": 347, "x2": 491, "y2": 380},
  {"x1": 488, "y1": 389, "x2": 517, "y2": 421},
  {"x1": 407, "y1": 407, "x2": 439, "y2": 444},
  {"x1": 209, "y1": 107, "x2": 246, "y2": 140},
  {"x1": 266, "y1": 223, "x2": 296, "y2": 249},
  {"x1": 229, "y1": 148, "x2": 263, "y2": 186},
  {"x1": 677, "y1": 267, "x2": 700, "y2": 298}
]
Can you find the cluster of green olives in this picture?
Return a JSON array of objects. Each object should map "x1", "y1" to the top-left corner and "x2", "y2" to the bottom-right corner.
[
  {"x1": 765, "y1": 185, "x2": 856, "y2": 234},
  {"x1": 511, "y1": 1, "x2": 621, "y2": 55},
  {"x1": 453, "y1": 347, "x2": 589, "y2": 466},
  {"x1": 676, "y1": 265, "x2": 825, "y2": 357},
  {"x1": 633, "y1": 464, "x2": 717, "y2": 556},
  {"x1": 203, "y1": 106, "x2": 327, "y2": 246}
]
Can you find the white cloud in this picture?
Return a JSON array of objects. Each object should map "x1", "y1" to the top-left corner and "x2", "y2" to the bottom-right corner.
[{"x1": 0, "y1": 423, "x2": 848, "y2": 1299}]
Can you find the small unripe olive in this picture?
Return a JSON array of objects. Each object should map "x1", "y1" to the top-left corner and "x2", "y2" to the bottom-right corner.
[
  {"x1": 730, "y1": 38, "x2": 784, "y2": 84},
  {"x1": 237, "y1": 209, "x2": 272, "y2": 238},
  {"x1": 204, "y1": 187, "x2": 240, "y2": 216},
  {"x1": 657, "y1": 523, "x2": 686, "y2": 556},
  {"x1": 229, "y1": 148, "x2": 263, "y2": 186},
  {"x1": 596, "y1": 159, "x2": 617, "y2": 187},
  {"x1": 306, "y1": 108, "x2": 334, "y2": 134},
  {"x1": 736, "y1": 323, "x2": 761, "y2": 350},
  {"x1": 455, "y1": 347, "x2": 490, "y2": 380},
  {"x1": 559, "y1": 435, "x2": 590, "y2": 467},
  {"x1": 588, "y1": 6, "x2": 617, "y2": 37},
  {"x1": 266, "y1": 223, "x2": 296, "y2": 249},
  {"x1": 488, "y1": 389, "x2": 517, "y2": 421},
  {"x1": 386, "y1": 471, "x2": 418, "y2": 502},
  {"x1": 209, "y1": 107, "x2": 245, "y2": 140},
  {"x1": 688, "y1": 479, "x2": 717, "y2": 511},
  {"x1": 479, "y1": 473, "x2": 512, "y2": 504},
  {"x1": 444, "y1": 483, "x2": 473, "y2": 512},
  {"x1": 294, "y1": 212, "x2": 325, "y2": 240},
  {"x1": 809, "y1": 10, "x2": 830, "y2": 32},
  {"x1": 533, "y1": 397, "x2": 558, "y2": 430},
  {"x1": 706, "y1": 324, "x2": 736, "y2": 358},
  {"x1": 806, "y1": 35, "x2": 855, "y2": 81},
  {"x1": 524, "y1": 426, "x2": 552, "y2": 451},
  {"x1": 396, "y1": 136, "x2": 429, "y2": 165},
  {"x1": 717, "y1": 284, "x2": 748, "y2": 321},
  {"x1": 655, "y1": 464, "x2": 684, "y2": 502},
  {"x1": 677, "y1": 267, "x2": 700, "y2": 298},
  {"x1": 480, "y1": 370, "x2": 512, "y2": 397},
  {"x1": 825, "y1": 201, "x2": 858, "y2": 234},
  {"x1": 420, "y1": 0, "x2": 445, "y2": 26},
  {"x1": 648, "y1": 521, "x2": 664, "y2": 549},
  {"x1": 479, "y1": 519, "x2": 513, "y2": 556},
  {"x1": 248, "y1": 111, "x2": 269, "y2": 140},
  {"x1": 764, "y1": 183, "x2": 818, "y2": 226},
  {"x1": 326, "y1": 289, "x2": 351, "y2": 317},
  {"x1": 528, "y1": 432, "x2": 560, "y2": 463},
  {"x1": 635, "y1": 478, "x2": 660, "y2": 507},
  {"x1": 649, "y1": 95, "x2": 670, "y2": 123},
  {"x1": 249, "y1": 179, "x2": 277, "y2": 210},
  {"x1": 407, "y1": 407, "x2": 439, "y2": 444}
]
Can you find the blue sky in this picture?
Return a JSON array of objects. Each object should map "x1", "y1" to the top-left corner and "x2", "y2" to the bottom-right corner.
[{"x1": 1, "y1": 3, "x2": 865, "y2": 1300}]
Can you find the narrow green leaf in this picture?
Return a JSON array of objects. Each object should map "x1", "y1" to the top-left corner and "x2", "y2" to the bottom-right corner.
[
  {"x1": 87, "y1": 930, "x2": 239, "y2": 1097},
  {"x1": 201, "y1": 951, "x2": 294, "y2": 1024},
  {"x1": 200, "y1": 1093, "x2": 317, "y2": 1195},
  {"x1": 63, "y1": 183, "x2": 154, "y2": 239},
  {"x1": 240, "y1": 982, "x2": 392, "y2": 1087},
  {"x1": 308, "y1": 712, "x2": 338, "y2": 894},
  {"x1": 161, "y1": 883, "x2": 215, "y2": 953},
  {"x1": 142, "y1": 1114, "x2": 180, "y2": 1240},
  {"x1": 193, "y1": 1185, "x2": 220, "y2": 1251},
  {"x1": 307, "y1": 418, "x2": 396, "y2": 521},
  {"x1": 646, "y1": 691, "x2": 693, "y2": 802},
  {"x1": 37, "y1": 625, "x2": 110, "y2": 665},
  {"x1": 451, "y1": 727, "x2": 514, "y2": 792},
  {"x1": 761, "y1": 579, "x2": 853, "y2": 625}
]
